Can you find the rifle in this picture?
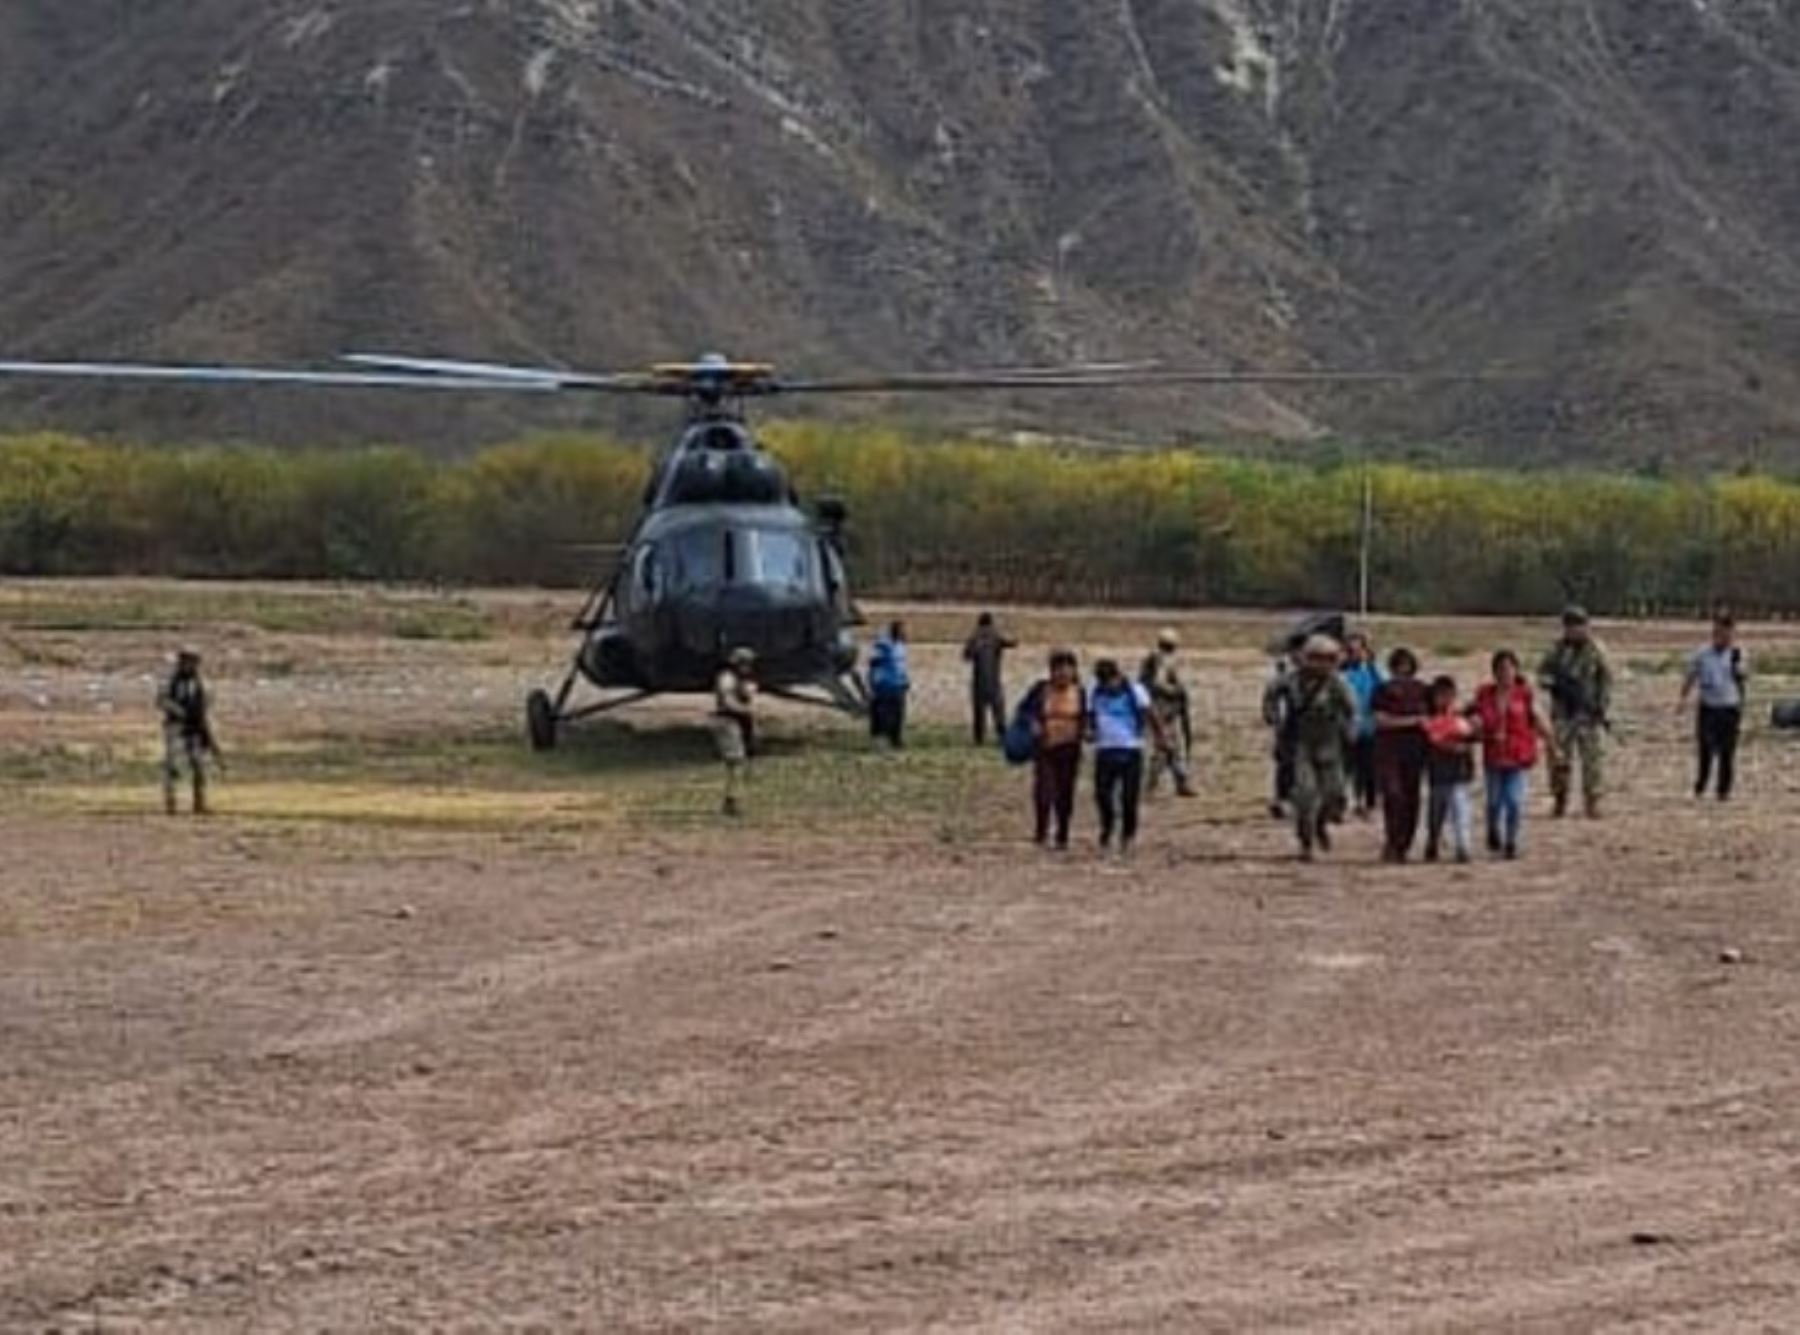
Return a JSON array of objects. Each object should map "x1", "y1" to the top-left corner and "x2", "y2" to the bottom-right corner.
[{"x1": 198, "y1": 719, "x2": 228, "y2": 773}]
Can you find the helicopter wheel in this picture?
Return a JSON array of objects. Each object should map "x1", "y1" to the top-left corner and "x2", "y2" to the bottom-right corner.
[{"x1": 526, "y1": 689, "x2": 559, "y2": 752}]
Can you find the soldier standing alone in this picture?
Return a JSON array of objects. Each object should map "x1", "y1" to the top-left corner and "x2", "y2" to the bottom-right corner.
[
  {"x1": 1140, "y1": 628, "x2": 1197, "y2": 797},
  {"x1": 962, "y1": 612, "x2": 1017, "y2": 746},
  {"x1": 713, "y1": 647, "x2": 758, "y2": 817},
  {"x1": 1538, "y1": 606, "x2": 1614, "y2": 818},
  {"x1": 157, "y1": 648, "x2": 216, "y2": 816}
]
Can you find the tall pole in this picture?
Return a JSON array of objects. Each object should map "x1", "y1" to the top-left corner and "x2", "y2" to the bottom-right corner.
[{"x1": 1358, "y1": 459, "x2": 1373, "y2": 618}]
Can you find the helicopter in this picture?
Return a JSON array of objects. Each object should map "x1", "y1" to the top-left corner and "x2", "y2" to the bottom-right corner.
[{"x1": 0, "y1": 349, "x2": 1440, "y2": 748}]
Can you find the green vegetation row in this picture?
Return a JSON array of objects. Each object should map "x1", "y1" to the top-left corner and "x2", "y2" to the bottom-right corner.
[{"x1": 4, "y1": 426, "x2": 1799, "y2": 616}]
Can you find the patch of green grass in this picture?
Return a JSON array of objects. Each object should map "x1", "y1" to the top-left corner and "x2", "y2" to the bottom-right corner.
[
  {"x1": 389, "y1": 607, "x2": 493, "y2": 642},
  {"x1": 6, "y1": 720, "x2": 1014, "y2": 837}
]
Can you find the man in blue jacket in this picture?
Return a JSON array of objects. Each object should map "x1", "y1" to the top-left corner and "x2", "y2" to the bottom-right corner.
[
  {"x1": 868, "y1": 620, "x2": 912, "y2": 748},
  {"x1": 1089, "y1": 657, "x2": 1167, "y2": 860},
  {"x1": 1340, "y1": 631, "x2": 1384, "y2": 817}
]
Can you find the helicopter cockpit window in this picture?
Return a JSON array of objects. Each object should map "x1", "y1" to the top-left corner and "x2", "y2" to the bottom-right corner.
[
  {"x1": 739, "y1": 529, "x2": 816, "y2": 592},
  {"x1": 670, "y1": 527, "x2": 727, "y2": 591}
]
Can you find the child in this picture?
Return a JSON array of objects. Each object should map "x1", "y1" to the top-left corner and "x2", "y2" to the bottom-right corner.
[{"x1": 1423, "y1": 675, "x2": 1476, "y2": 864}]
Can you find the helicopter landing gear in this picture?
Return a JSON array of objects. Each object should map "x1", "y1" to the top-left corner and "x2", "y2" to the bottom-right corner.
[
  {"x1": 761, "y1": 673, "x2": 870, "y2": 718},
  {"x1": 526, "y1": 689, "x2": 559, "y2": 752}
]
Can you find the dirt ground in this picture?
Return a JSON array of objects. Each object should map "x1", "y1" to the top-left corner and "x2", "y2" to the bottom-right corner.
[{"x1": 4, "y1": 580, "x2": 1800, "y2": 1331}]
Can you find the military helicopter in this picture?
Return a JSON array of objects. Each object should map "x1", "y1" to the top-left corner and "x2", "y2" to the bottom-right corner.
[{"x1": 0, "y1": 349, "x2": 1431, "y2": 748}]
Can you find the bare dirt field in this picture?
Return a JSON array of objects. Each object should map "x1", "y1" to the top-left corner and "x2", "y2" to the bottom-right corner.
[{"x1": 4, "y1": 580, "x2": 1800, "y2": 1330}]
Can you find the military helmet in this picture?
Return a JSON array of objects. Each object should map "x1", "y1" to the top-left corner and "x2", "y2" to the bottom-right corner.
[
  {"x1": 1302, "y1": 634, "x2": 1342, "y2": 663},
  {"x1": 175, "y1": 646, "x2": 201, "y2": 665},
  {"x1": 727, "y1": 646, "x2": 756, "y2": 669},
  {"x1": 1561, "y1": 604, "x2": 1590, "y2": 628},
  {"x1": 1157, "y1": 627, "x2": 1180, "y2": 650}
]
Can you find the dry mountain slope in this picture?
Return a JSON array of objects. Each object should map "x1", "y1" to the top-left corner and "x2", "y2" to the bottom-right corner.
[{"x1": 1, "y1": 0, "x2": 1798, "y2": 463}]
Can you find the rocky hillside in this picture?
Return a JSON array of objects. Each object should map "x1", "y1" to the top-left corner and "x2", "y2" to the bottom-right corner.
[{"x1": 3, "y1": 0, "x2": 1799, "y2": 463}]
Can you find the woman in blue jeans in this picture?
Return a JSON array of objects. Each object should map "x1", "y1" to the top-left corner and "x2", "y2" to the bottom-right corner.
[{"x1": 1087, "y1": 658, "x2": 1166, "y2": 858}]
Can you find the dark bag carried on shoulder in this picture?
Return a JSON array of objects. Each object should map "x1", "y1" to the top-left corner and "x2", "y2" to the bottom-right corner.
[{"x1": 1003, "y1": 683, "x2": 1042, "y2": 766}]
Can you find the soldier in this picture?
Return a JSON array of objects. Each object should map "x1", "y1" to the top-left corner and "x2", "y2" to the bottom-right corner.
[
  {"x1": 1261, "y1": 646, "x2": 1302, "y2": 819},
  {"x1": 962, "y1": 611, "x2": 1017, "y2": 746},
  {"x1": 1139, "y1": 628, "x2": 1197, "y2": 797},
  {"x1": 1283, "y1": 636, "x2": 1357, "y2": 862},
  {"x1": 713, "y1": 647, "x2": 758, "y2": 817},
  {"x1": 1538, "y1": 605, "x2": 1614, "y2": 818},
  {"x1": 156, "y1": 648, "x2": 217, "y2": 816}
]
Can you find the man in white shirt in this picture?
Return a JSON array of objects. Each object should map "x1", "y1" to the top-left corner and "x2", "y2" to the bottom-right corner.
[{"x1": 1680, "y1": 612, "x2": 1748, "y2": 801}]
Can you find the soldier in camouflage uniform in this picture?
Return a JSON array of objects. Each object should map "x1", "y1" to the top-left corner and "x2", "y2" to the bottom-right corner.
[
  {"x1": 713, "y1": 647, "x2": 758, "y2": 817},
  {"x1": 1139, "y1": 628, "x2": 1197, "y2": 797},
  {"x1": 1537, "y1": 606, "x2": 1613, "y2": 818},
  {"x1": 1281, "y1": 635, "x2": 1358, "y2": 861},
  {"x1": 156, "y1": 648, "x2": 215, "y2": 816}
]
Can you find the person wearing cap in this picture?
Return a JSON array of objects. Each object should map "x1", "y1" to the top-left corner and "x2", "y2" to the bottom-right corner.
[
  {"x1": 713, "y1": 647, "x2": 758, "y2": 816},
  {"x1": 962, "y1": 611, "x2": 1018, "y2": 747},
  {"x1": 1140, "y1": 628, "x2": 1197, "y2": 797},
  {"x1": 1286, "y1": 635, "x2": 1357, "y2": 861},
  {"x1": 156, "y1": 647, "x2": 215, "y2": 816},
  {"x1": 1538, "y1": 605, "x2": 1613, "y2": 818}
]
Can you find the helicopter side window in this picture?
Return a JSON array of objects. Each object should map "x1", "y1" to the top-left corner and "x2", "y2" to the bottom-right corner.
[{"x1": 632, "y1": 544, "x2": 661, "y2": 606}]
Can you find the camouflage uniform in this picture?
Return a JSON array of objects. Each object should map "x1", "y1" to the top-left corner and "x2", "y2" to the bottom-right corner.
[
  {"x1": 156, "y1": 657, "x2": 211, "y2": 815},
  {"x1": 1262, "y1": 656, "x2": 1300, "y2": 815},
  {"x1": 1283, "y1": 667, "x2": 1357, "y2": 857},
  {"x1": 1538, "y1": 636, "x2": 1613, "y2": 815},
  {"x1": 713, "y1": 656, "x2": 757, "y2": 816},
  {"x1": 1140, "y1": 644, "x2": 1196, "y2": 796}
]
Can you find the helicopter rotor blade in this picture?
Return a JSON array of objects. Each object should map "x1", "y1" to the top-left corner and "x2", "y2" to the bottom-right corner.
[
  {"x1": 340, "y1": 353, "x2": 660, "y2": 392},
  {"x1": 0, "y1": 359, "x2": 567, "y2": 393},
  {"x1": 770, "y1": 368, "x2": 1481, "y2": 394}
]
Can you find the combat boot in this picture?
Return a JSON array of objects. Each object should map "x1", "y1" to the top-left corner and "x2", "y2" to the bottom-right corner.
[{"x1": 1552, "y1": 791, "x2": 1569, "y2": 819}]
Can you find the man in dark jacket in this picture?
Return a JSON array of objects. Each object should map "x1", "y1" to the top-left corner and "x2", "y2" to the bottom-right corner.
[{"x1": 962, "y1": 611, "x2": 1017, "y2": 746}]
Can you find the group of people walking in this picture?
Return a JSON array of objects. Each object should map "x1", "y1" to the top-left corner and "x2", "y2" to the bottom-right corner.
[
  {"x1": 156, "y1": 608, "x2": 1750, "y2": 844},
  {"x1": 997, "y1": 604, "x2": 1748, "y2": 865}
]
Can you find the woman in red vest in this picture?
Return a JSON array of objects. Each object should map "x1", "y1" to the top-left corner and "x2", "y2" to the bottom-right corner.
[{"x1": 1470, "y1": 650, "x2": 1557, "y2": 859}]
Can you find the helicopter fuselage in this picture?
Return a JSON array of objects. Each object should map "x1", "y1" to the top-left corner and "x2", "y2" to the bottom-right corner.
[{"x1": 580, "y1": 500, "x2": 857, "y2": 693}]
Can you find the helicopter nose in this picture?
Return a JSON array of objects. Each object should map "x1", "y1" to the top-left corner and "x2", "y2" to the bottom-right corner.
[{"x1": 676, "y1": 586, "x2": 817, "y2": 661}]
